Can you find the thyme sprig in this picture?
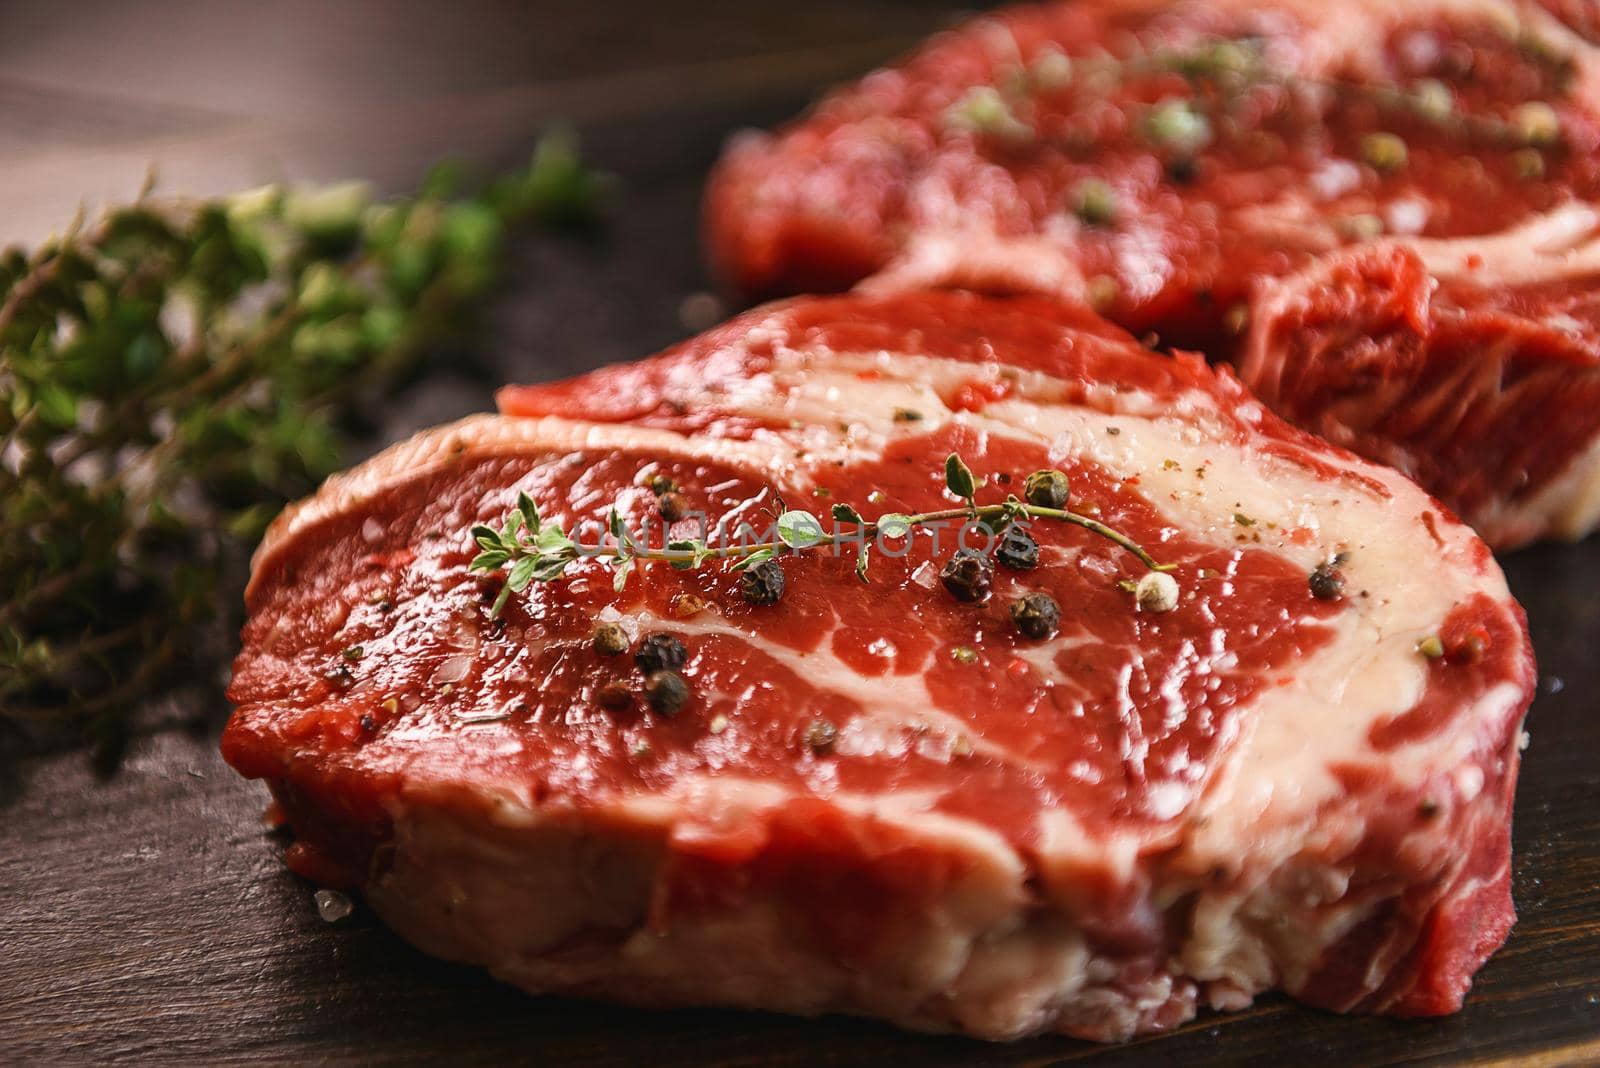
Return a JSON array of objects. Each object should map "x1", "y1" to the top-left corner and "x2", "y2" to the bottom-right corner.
[
  {"x1": 471, "y1": 452, "x2": 1174, "y2": 618},
  {"x1": 2, "y1": 130, "x2": 606, "y2": 761}
]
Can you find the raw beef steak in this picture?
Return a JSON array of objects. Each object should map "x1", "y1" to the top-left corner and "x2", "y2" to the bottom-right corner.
[
  {"x1": 704, "y1": 0, "x2": 1600, "y2": 547},
  {"x1": 1237, "y1": 216, "x2": 1600, "y2": 548},
  {"x1": 224, "y1": 292, "x2": 1535, "y2": 1042}
]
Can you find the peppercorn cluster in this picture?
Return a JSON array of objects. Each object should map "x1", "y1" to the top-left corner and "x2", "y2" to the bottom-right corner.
[
  {"x1": 936, "y1": 468, "x2": 1079, "y2": 641},
  {"x1": 591, "y1": 627, "x2": 691, "y2": 717}
]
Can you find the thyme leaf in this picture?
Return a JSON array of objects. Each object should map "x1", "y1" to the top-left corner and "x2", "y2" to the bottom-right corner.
[{"x1": 776, "y1": 510, "x2": 825, "y2": 549}]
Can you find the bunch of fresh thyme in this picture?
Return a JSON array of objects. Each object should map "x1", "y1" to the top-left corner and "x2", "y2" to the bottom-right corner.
[
  {"x1": 471, "y1": 451, "x2": 1176, "y2": 620},
  {"x1": 1, "y1": 131, "x2": 606, "y2": 763}
]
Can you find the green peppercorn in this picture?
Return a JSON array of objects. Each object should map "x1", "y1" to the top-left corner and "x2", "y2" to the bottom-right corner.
[
  {"x1": 1410, "y1": 78, "x2": 1453, "y2": 122},
  {"x1": 1011, "y1": 592, "x2": 1061, "y2": 640},
  {"x1": 996, "y1": 526, "x2": 1040, "y2": 571},
  {"x1": 635, "y1": 632, "x2": 687, "y2": 674},
  {"x1": 1309, "y1": 562, "x2": 1346, "y2": 601},
  {"x1": 1071, "y1": 178, "x2": 1117, "y2": 226},
  {"x1": 1223, "y1": 303, "x2": 1250, "y2": 334},
  {"x1": 740, "y1": 558, "x2": 786, "y2": 605},
  {"x1": 1197, "y1": 39, "x2": 1254, "y2": 77},
  {"x1": 941, "y1": 548, "x2": 993, "y2": 603},
  {"x1": 1512, "y1": 147, "x2": 1545, "y2": 181},
  {"x1": 1143, "y1": 99, "x2": 1212, "y2": 155},
  {"x1": 1513, "y1": 101, "x2": 1561, "y2": 147},
  {"x1": 1024, "y1": 469, "x2": 1070, "y2": 509},
  {"x1": 593, "y1": 623, "x2": 629, "y2": 656},
  {"x1": 944, "y1": 85, "x2": 1031, "y2": 141},
  {"x1": 1087, "y1": 274, "x2": 1119, "y2": 311},
  {"x1": 1362, "y1": 132, "x2": 1408, "y2": 174},
  {"x1": 1030, "y1": 47, "x2": 1072, "y2": 90},
  {"x1": 1339, "y1": 213, "x2": 1385, "y2": 241},
  {"x1": 1417, "y1": 635, "x2": 1446, "y2": 660},
  {"x1": 644, "y1": 671, "x2": 689, "y2": 716}
]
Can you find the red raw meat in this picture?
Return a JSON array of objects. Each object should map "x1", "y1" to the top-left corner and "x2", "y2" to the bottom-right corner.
[
  {"x1": 1238, "y1": 227, "x2": 1600, "y2": 547},
  {"x1": 704, "y1": 0, "x2": 1600, "y2": 547},
  {"x1": 224, "y1": 292, "x2": 1534, "y2": 1041}
]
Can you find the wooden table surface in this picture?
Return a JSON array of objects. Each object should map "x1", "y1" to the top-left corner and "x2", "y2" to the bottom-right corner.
[{"x1": 2, "y1": 4, "x2": 1598, "y2": 1065}]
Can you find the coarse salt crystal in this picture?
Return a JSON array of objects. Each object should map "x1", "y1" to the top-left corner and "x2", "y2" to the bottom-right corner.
[
  {"x1": 1310, "y1": 158, "x2": 1360, "y2": 200},
  {"x1": 315, "y1": 889, "x2": 354, "y2": 922},
  {"x1": 1384, "y1": 198, "x2": 1430, "y2": 236},
  {"x1": 1145, "y1": 781, "x2": 1189, "y2": 820},
  {"x1": 1078, "y1": 554, "x2": 1117, "y2": 578},
  {"x1": 432, "y1": 654, "x2": 473, "y2": 686}
]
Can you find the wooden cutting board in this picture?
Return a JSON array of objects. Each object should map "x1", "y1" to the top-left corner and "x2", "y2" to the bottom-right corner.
[{"x1": 3, "y1": 5, "x2": 1599, "y2": 1065}]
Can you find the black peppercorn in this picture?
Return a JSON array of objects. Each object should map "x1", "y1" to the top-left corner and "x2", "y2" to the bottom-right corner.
[
  {"x1": 740, "y1": 558, "x2": 785, "y2": 605},
  {"x1": 1011, "y1": 592, "x2": 1061, "y2": 640},
  {"x1": 1450, "y1": 632, "x2": 1488, "y2": 665},
  {"x1": 940, "y1": 548, "x2": 993, "y2": 603},
  {"x1": 644, "y1": 670, "x2": 689, "y2": 716},
  {"x1": 645, "y1": 474, "x2": 676, "y2": 496},
  {"x1": 1166, "y1": 156, "x2": 1199, "y2": 185},
  {"x1": 658, "y1": 491, "x2": 691, "y2": 523},
  {"x1": 596, "y1": 680, "x2": 633, "y2": 711},
  {"x1": 593, "y1": 623, "x2": 629, "y2": 656},
  {"x1": 995, "y1": 526, "x2": 1040, "y2": 571},
  {"x1": 1309, "y1": 562, "x2": 1346, "y2": 601},
  {"x1": 1024, "y1": 469, "x2": 1070, "y2": 509},
  {"x1": 635, "y1": 632, "x2": 688, "y2": 674}
]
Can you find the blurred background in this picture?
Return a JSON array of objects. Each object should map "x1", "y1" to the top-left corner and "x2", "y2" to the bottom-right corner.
[
  {"x1": 0, "y1": 0, "x2": 991, "y2": 420},
  {"x1": 0, "y1": 1, "x2": 984, "y2": 243}
]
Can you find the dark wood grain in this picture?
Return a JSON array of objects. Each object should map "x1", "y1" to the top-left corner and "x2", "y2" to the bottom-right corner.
[{"x1": 3, "y1": 4, "x2": 1600, "y2": 1066}]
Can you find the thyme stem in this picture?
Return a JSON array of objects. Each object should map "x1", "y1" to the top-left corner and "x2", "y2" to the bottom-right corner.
[
  {"x1": 562, "y1": 504, "x2": 1169, "y2": 571},
  {"x1": 471, "y1": 457, "x2": 1176, "y2": 619}
]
